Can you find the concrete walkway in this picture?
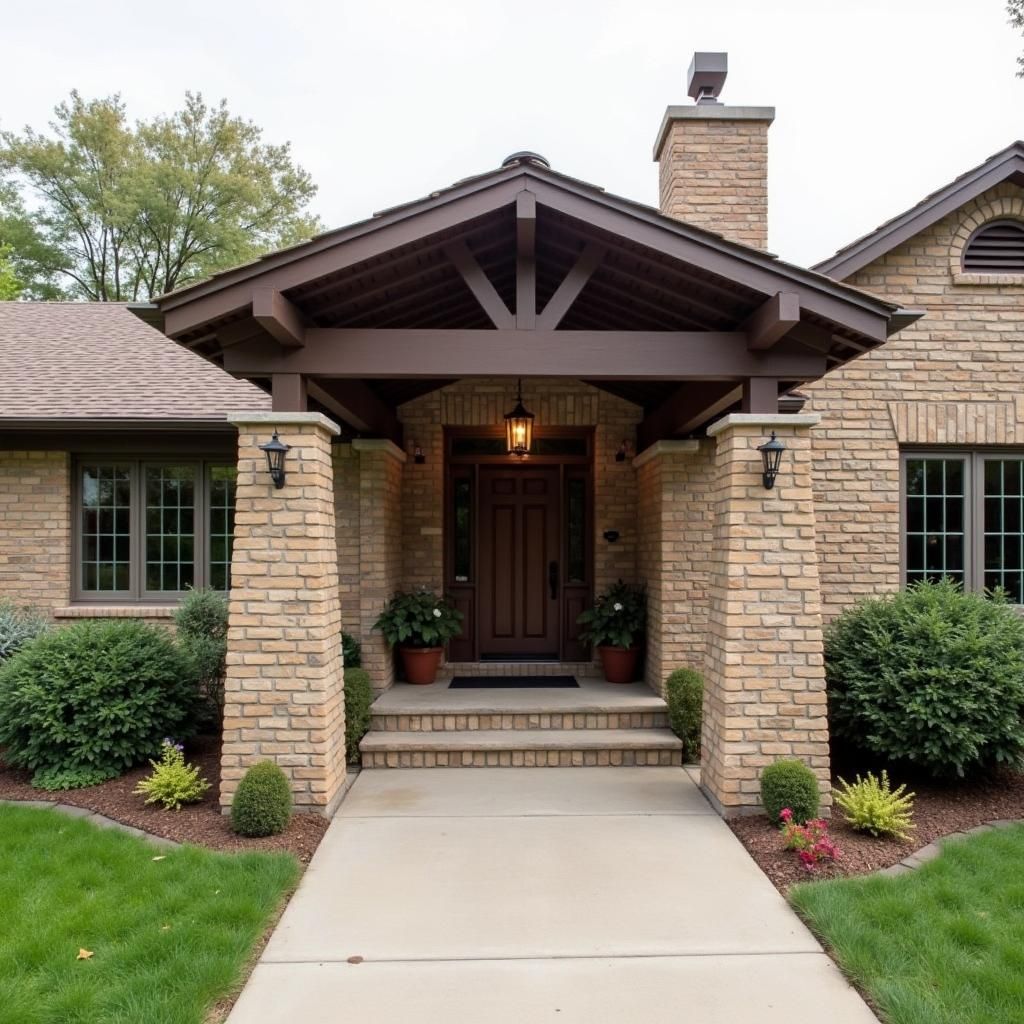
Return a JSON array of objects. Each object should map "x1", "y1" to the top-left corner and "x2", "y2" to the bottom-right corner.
[{"x1": 229, "y1": 768, "x2": 877, "y2": 1023}]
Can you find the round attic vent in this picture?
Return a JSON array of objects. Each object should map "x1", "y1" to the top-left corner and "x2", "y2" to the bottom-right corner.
[{"x1": 501, "y1": 151, "x2": 550, "y2": 168}]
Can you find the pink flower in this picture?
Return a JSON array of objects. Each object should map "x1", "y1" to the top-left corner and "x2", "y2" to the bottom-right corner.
[
  {"x1": 780, "y1": 808, "x2": 793, "y2": 822},
  {"x1": 798, "y1": 850, "x2": 816, "y2": 871}
]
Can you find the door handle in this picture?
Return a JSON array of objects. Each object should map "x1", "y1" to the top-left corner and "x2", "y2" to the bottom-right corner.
[{"x1": 549, "y1": 561, "x2": 559, "y2": 601}]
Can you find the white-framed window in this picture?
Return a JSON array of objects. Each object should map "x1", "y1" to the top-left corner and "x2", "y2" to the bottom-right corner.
[{"x1": 902, "y1": 451, "x2": 1024, "y2": 601}]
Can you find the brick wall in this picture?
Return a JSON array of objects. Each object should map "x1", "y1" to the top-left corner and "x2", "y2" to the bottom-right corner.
[
  {"x1": 636, "y1": 441, "x2": 715, "y2": 695},
  {"x1": 221, "y1": 414, "x2": 346, "y2": 815},
  {"x1": 701, "y1": 415, "x2": 830, "y2": 815},
  {"x1": 807, "y1": 182, "x2": 1024, "y2": 620},
  {"x1": 0, "y1": 451, "x2": 71, "y2": 614},
  {"x1": 656, "y1": 113, "x2": 772, "y2": 249},
  {"x1": 397, "y1": 377, "x2": 643, "y2": 602}
]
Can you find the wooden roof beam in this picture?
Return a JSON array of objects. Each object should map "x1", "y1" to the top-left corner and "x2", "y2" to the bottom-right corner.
[
  {"x1": 308, "y1": 379, "x2": 402, "y2": 446},
  {"x1": 745, "y1": 291, "x2": 800, "y2": 351},
  {"x1": 443, "y1": 240, "x2": 515, "y2": 329},
  {"x1": 223, "y1": 329, "x2": 826, "y2": 381},
  {"x1": 537, "y1": 242, "x2": 605, "y2": 330},
  {"x1": 253, "y1": 289, "x2": 306, "y2": 348},
  {"x1": 516, "y1": 190, "x2": 537, "y2": 329},
  {"x1": 637, "y1": 381, "x2": 741, "y2": 449}
]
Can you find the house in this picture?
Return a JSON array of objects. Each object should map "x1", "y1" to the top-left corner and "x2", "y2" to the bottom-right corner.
[{"x1": 1, "y1": 53, "x2": 1020, "y2": 819}]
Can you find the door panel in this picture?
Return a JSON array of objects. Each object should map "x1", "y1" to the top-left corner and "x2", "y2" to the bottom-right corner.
[{"x1": 479, "y1": 467, "x2": 559, "y2": 658}]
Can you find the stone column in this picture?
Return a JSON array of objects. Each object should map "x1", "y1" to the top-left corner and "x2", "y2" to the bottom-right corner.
[
  {"x1": 220, "y1": 412, "x2": 347, "y2": 817},
  {"x1": 701, "y1": 414, "x2": 830, "y2": 817},
  {"x1": 353, "y1": 439, "x2": 407, "y2": 692}
]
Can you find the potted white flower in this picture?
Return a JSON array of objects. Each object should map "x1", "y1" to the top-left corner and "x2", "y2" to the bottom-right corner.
[
  {"x1": 373, "y1": 589, "x2": 464, "y2": 685},
  {"x1": 576, "y1": 581, "x2": 646, "y2": 683}
]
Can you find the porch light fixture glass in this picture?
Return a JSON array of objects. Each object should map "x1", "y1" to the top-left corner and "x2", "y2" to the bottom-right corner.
[
  {"x1": 259, "y1": 430, "x2": 291, "y2": 489},
  {"x1": 504, "y1": 378, "x2": 535, "y2": 458},
  {"x1": 757, "y1": 431, "x2": 786, "y2": 490}
]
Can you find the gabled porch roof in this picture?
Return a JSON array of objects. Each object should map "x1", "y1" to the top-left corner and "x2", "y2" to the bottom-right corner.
[{"x1": 139, "y1": 154, "x2": 917, "y2": 448}]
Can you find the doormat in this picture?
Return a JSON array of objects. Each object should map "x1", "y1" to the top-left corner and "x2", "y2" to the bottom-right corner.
[{"x1": 448, "y1": 676, "x2": 579, "y2": 689}]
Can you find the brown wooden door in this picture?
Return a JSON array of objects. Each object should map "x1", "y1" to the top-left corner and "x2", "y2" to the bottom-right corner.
[{"x1": 478, "y1": 466, "x2": 560, "y2": 658}]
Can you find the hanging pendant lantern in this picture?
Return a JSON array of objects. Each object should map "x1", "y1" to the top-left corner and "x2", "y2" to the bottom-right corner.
[{"x1": 504, "y1": 378, "x2": 535, "y2": 457}]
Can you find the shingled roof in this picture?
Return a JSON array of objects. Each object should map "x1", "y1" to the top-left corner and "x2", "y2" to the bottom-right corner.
[{"x1": 0, "y1": 302, "x2": 269, "y2": 427}]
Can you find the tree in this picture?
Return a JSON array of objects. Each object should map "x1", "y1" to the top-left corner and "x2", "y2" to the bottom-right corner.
[
  {"x1": 0, "y1": 245, "x2": 22, "y2": 300},
  {"x1": 1010, "y1": 0, "x2": 1024, "y2": 76},
  {"x1": 0, "y1": 92, "x2": 321, "y2": 301},
  {"x1": 0, "y1": 176, "x2": 64, "y2": 300}
]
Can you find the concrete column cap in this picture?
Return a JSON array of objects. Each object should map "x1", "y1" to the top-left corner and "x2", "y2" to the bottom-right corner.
[
  {"x1": 352, "y1": 438, "x2": 408, "y2": 463},
  {"x1": 653, "y1": 104, "x2": 776, "y2": 160},
  {"x1": 227, "y1": 411, "x2": 341, "y2": 436},
  {"x1": 706, "y1": 413, "x2": 820, "y2": 438},
  {"x1": 632, "y1": 438, "x2": 702, "y2": 468}
]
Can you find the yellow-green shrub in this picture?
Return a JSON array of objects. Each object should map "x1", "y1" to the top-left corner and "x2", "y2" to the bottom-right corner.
[
  {"x1": 133, "y1": 739, "x2": 210, "y2": 810},
  {"x1": 834, "y1": 770, "x2": 915, "y2": 840}
]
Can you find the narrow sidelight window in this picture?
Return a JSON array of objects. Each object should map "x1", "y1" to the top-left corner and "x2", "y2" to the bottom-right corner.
[
  {"x1": 452, "y1": 473, "x2": 473, "y2": 582},
  {"x1": 208, "y1": 466, "x2": 237, "y2": 592},
  {"x1": 80, "y1": 464, "x2": 132, "y2": 593},
  {"x1": 145, "y1": 465, "x2": 196, "y2": 593},
  {"x1": 983, "y1": 458, "x2": 1024, "y2": 602}
]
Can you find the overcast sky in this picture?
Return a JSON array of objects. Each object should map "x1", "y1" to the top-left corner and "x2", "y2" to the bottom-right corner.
[{"x1": 2, "y1": 0, "x2": 1021, "y2": 267}]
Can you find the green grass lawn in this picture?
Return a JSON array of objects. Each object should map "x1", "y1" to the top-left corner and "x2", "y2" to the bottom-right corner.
[
  {"x1": 0, "y1": 804, "x2": 299, "y2": 1024},
  {"x1": 791, "y1": 824, "x2": 1024, "y2": 1024}
]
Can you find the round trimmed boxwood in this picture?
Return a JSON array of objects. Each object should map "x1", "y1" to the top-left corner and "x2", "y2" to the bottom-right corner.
[
  {"x1": 826, "y1": 579, "x2": 1024, "y2": 778},
  {"x1": 231, "y1": 761, "x2": 293, "y2": 837},
  {"x1": 665, "y1": 668, "x2": 702, "y2": 761},
  {"x1": 0, "y1": 619, "x2": 196, "y2": 788},
  {"x1": 760, "y1": 759, "x2": 820, "y2": 824}
]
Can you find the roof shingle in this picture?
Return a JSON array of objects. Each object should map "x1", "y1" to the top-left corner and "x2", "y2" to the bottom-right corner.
[{"x1": 0, "y1": 302, "x2": 269, "y2": 424}]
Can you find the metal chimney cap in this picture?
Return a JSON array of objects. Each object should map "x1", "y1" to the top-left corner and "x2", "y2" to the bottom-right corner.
[
  {"x1": 502, "y1": 151, "x2": 550, "y2": 169},
  {"x1": 687, "y1": 51, "x2": 728, "y2": 104}
]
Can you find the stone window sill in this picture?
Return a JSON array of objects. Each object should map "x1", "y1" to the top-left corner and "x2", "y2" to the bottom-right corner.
[
  {"x1": 54, "y1": 605, "x2": 177, "y2": 620},
  {"x1": 952, "y1": 271, "x2": 1024, "y2": 286}
]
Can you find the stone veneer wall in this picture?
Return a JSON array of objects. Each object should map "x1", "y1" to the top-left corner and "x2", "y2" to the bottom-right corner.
[
  {"x1": 397, "y1": 377, "x2": 643, "y2": 602},
  {"x1": 0, "y1": 451, "x2": 71, "y2": 614},
  {"x1": 656, "y1": 113, "x2": 772, "y2": 250},
  {"x1": 806, "y1": 182, "x2": 1024, "y2": 620},
  {"x1": 636, "y1": 441, "x2": 716, "y2": 696},
  {"x1": 700, "y1": 415, "x2": 830, "y2": 815},
  {"x1": 220, "y1": 413, "x2": 346, "y2": 815}
]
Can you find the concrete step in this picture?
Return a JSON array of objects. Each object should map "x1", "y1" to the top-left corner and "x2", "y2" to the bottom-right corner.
[
  {"x1": 371, "y1": 709, "x2": 670, "y2": 732},
  {"x1": 360, "y1": 728, "x2": 683, "y2": 769}
]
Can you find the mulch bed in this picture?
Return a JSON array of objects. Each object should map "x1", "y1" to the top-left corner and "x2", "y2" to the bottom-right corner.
[
  {"x1": 0, "y1": 736, "x2": 329, "y2": 863},
  {"x1": 729, "y1": 767, "x2": 1024, "y2": 893}
]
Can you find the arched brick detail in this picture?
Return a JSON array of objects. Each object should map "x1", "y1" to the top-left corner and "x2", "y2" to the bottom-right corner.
[{"x1": 949, "y1": 192, "x2": 1024, "y2": 282}]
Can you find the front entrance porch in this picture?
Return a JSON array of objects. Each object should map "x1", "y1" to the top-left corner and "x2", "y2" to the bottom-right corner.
[
  {"x1": 148, "y1": 154, "x2": 905, "y2": 818},
  {"x1": 361, "y1": 675, "x2": 682, "y2": 768}
]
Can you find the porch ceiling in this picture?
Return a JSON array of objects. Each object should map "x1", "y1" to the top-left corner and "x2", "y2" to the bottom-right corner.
[{"x1": 142, "y1": 156, "x2": 916, "y2": 445}]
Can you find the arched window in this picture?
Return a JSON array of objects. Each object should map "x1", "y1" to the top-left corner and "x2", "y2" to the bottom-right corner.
[{"x1": 962, "y1": 219, "x2": 1024, "y2": 273}]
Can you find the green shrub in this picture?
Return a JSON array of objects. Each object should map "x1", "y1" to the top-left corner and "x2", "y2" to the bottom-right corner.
[
  {"x1": 345, "y1": 667, "x2": 373, "y2": 763},
  {"x1": 0, "y1": 619, "x2": 196, "y2": 788},
  {"x1": 343, "y1": 632, "x2": 362, "y2": 668},
  {"x1": 133, "y1": 739, "x2": 210, "y2": 810},
  {"x1": 825, "y1": 579, "x2": 1024, "y2": 778},
  {"x1": 175, "y1": 588, "x2": 229, "y2": 731},
  {"x1": 32, "y1": 766, "x2": 116, "y2": 791},
  {"x1": 576, "y1": 580, "x2": 646, "y2": 649},
  {"x1": 0, "y1": 600, "x2": 48, "y2": 662},
  {"x1": 834, "y1": 770, "x2": 915, "y2": 841},
  {"x1": 760, "y1": 759, "x2": 820, "y2": 825},
  {"x1": 231, "y1": 761, "x2": 292, "y2": 837},
  {"x1": 665, "y1": 668, "x2": 702, "y2": 760},
  {"x1": 373, "y1": 590, "x2": 463, "y2": 648}
]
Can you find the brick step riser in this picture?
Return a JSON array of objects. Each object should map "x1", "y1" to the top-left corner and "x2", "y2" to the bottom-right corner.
[
  {"x1": 370, "y1": 712, "x2": 670, "y2": 732},
  {"x1": 362, "y1": 748, "x2": 682, "y2": 769}
]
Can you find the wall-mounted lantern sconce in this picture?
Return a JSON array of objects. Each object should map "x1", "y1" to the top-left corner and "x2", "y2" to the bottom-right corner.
[
  {"x1": 504, "y1": 378, "x2": 535, "y2": 458},
  {"x1": 757, "y1": 431, "x2": 786, "y2": 490},
  {"x1": 259, "y1": 430, "x2": 291, "y2": 490},
  {"x1": 412, "y1": 443, "x2": 426, "y2": 465},
  {"x1": 615, "y1": 440, "x2": 630, "y2": 463}
]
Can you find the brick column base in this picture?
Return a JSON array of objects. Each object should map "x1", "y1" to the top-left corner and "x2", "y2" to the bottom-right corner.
[
  {"x1": 701, "y1": 414, "x2": 831, "y2": 817},
  {"x1": 220, "y1": 412, "x2": 347, "y2": 817}
]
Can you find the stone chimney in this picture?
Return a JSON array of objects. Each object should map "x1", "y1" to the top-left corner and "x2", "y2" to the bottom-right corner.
[{"x1": 654, "y1": 52, "x2": 775, "y2": 249}]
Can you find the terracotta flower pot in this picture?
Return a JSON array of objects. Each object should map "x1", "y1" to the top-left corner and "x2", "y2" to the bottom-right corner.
[
  {"x1": 399, "y1": 646, "x2": 444, "y2": 685},
  {"x1": 598, "y1": 645, "x2": 640, "y2": 684}
]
